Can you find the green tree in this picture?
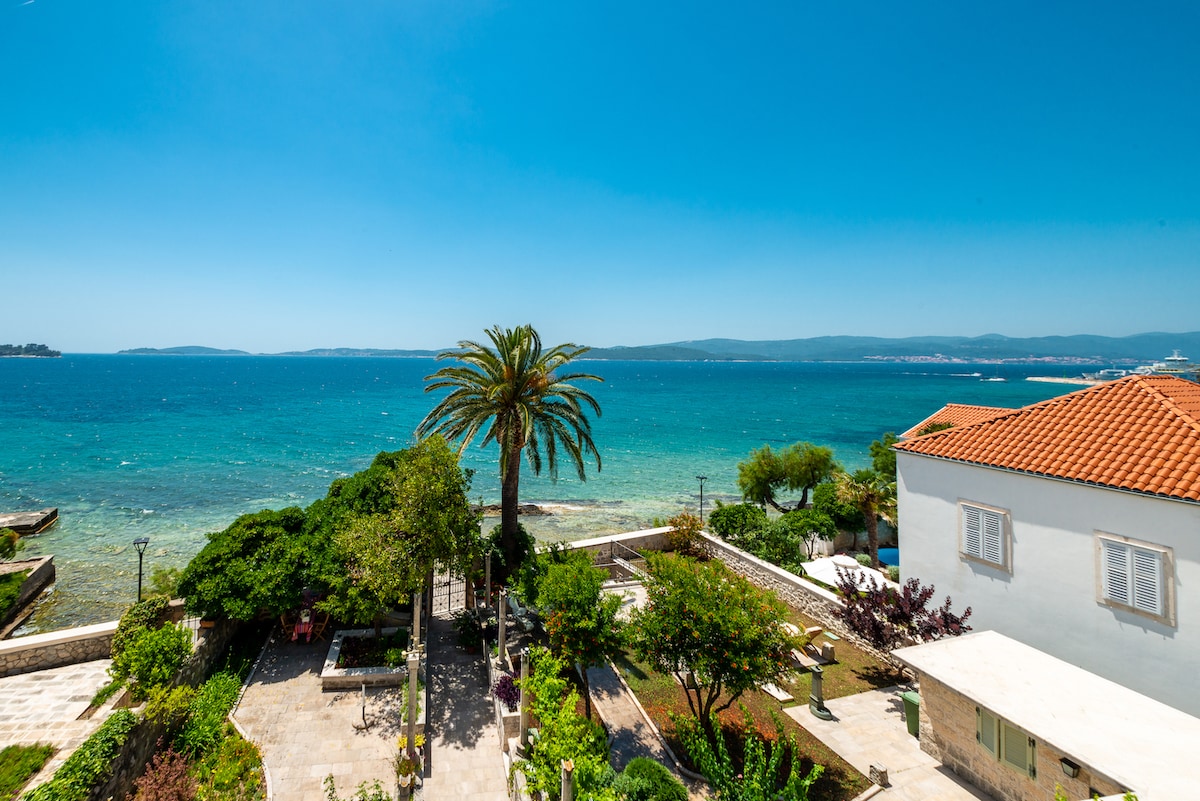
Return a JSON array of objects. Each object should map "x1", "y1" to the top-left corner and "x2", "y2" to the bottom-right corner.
[
  {"x1": 811, "y1": 482, "x2": 865, "y2": 533},
  {"x1": 869, "y1": 432, "x2": 900, "y2": 482},
  {"x1": 0, "y1": 528, "x2": 21, "y2": 561},
  {"x1": 323, "y1": 437, "x2": 479, "y2": 634},
  {"x1": 536, "y1": 552, "x2": 624, "y2": 719},
  {"x1": 834, "y1": 469, "x2": 897, "y2": 569},
  {"x1": 707, "y1": 502, "x2": 768, "y2": 542},
  {"x1": 418, "y1": 325, "x2": 603, "y2": 581},
  {"x1": 786, "y1": 508, "x2": 838, "y2": 560},
  {"x1": 737, "y1": 443, "x2": 838, "y2": 511},
  {"x1": 629, "y1": 554, "x2": 796, "y2": 742}
]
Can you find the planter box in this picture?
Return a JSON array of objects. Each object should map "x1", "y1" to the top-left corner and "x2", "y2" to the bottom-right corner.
[{"x1": 320, "y1": 628, "x2": 415, "y2": 692}]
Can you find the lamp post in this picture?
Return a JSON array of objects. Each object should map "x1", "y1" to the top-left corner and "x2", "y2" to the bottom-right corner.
[
  {"x1": 696, "y1": 475, "x2": 708, "y2": 524},
  {"x1": 133, "y1": 537, "x2": 150, "y2": 602}
]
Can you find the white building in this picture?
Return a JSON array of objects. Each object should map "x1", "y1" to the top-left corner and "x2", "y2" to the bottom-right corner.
[{"x1": 894, "y1": 375, "x2": 1200, "y2": 716}]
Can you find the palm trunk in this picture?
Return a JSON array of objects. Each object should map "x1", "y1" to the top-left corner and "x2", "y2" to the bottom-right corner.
[{"x1": 500, "y1": 439, "x2": 522, "y2": 582}]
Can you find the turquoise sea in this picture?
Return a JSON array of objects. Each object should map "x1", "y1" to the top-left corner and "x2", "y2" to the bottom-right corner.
[{"x1": 1, "y1": 355, "x2": 1076, "y2": 631}]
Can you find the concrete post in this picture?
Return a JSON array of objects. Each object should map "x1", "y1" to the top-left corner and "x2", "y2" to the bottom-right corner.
[
  {"x1": 412, "y1": 590, "x2": 422, "y2": 649},
  {"x1": 497, "y1": 588, "x2": 507, "y2": 656},
  {"x1": 406, "y1": 649, "x2": 420, "y2": 758},
  {"x1": 560, "y1": 759, "x2": 575, "y2": 801},
  {"x1": 484, "y1": 552, "x2": 492, "y2": 612},
  {"x1": 519, "y1": 648, "x2": 530, "y2": 749},
  {"x1": 809, "y1": 664, "x2": 833, "y2": 720}
]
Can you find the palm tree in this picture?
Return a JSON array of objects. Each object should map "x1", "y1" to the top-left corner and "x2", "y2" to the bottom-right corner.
[
  {"x1": 835, "y1": 469, "x2": 897, "y2": 569},
  {"x1": 417, "y1": 325, "x2": 603, "y2": 579}
]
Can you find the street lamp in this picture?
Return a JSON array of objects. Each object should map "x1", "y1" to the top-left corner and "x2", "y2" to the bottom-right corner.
[
  {"x1": 696, "y1": 475, "x2": 708, "y2": 524},
  {"x1": 133, "y1": 537, "x2": 150, "y2": 602}
]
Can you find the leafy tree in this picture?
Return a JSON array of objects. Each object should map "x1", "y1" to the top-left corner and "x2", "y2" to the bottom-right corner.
[
  {"x1": 707, "y1": 502, "x2": 768, "y2": 542},
  {"x1": 737, "y1": 443, "x2": 838, "y2": 511},
  {"x1": 810, "y1": 482, "x2": 865, "y2": 533},
  {"x1": 418, "y1": 325, "x2": 603, "y2": 582},
  {"x1": 735, "y1": 517, "x2": 806, "y2": 573},
  {"x1": 676, "y1": 711, "x2": 823, "y2": 801},
  {"x1": 834, "y1": 469, "x2": 896, "y2": 569},
  {"x1": 664, "y1": 511, "x2": 703, "y2": 556},
  {"x1": 322, "y1": 437, "x2": 479, "y2": 633},
  {"x1": 178, "y1": 507, "x2": 323, "y2": 620},
  {"x1": 869, "y1": 432, "x2": 900, "y2": 482},
  {"x1": 834, "y1": 565, "x2": 972, "y2": 650},
  {"x1": 0, "y1": 528, "x2": 21, "y2": 561},
  {"x1": 786, "y1": 509, "x2": 838, "y2": 560},
  {"x1": 629, "y1": 554, "x2": 796, "y2": 742},
  {"x1": 536, "y1": 553, "x2": 624, "y2": 718}
]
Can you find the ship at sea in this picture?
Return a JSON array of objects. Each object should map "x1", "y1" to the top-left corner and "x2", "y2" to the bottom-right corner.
[{"x1": 1081, "y1": 351, "x2": 1198, "y2": 382}]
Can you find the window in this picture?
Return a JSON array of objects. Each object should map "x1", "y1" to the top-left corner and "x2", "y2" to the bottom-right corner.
[
  {"x1": 1097, "y1": 534, "x2": 1174, "y2": 624},
  {"x1": 977, "y1": 706, "x2": 1036, "y2": 779},
  {"x1": 960, "y1": 502, "x2": 1008, "y2": 569}
]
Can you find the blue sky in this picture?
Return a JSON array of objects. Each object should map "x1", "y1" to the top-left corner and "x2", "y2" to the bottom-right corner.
[{"x1": 2, "y1": 2, "x2": 1198, "y2": 353}]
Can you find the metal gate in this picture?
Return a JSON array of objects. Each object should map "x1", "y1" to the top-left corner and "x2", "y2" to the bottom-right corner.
[{"x1": 430, "y1": 566, "x2": 466, "y2": 615}]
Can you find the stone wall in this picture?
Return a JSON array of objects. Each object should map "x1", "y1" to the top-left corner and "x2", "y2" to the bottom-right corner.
[
  {"x1": 0, "y1": 620, "x2": 117, "y2": 677},
  {"x1": 918, "y1": 674, "x2": 1123, "y2": 801},
  {"x1": 565, "y1": 527, "x2": 672, "y2": 561},
  {"x1": 0, "y1": 555, "x2": 56, "y2": 637}
]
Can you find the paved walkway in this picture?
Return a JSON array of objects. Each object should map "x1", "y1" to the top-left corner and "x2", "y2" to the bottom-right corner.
[
  {"x1": 0, "y1": 658, "x2": 116, "y2": 790},
  {"x1": 422, "y1": 613, "x2": 509, "y2": 801},
  {"x1": 232, "y1": 614, "x2": 510, "y2": 801},
  {"x1": 587, "y1": 663, "x2": 709, "y2": 800},
  {"x1": 784, "y1": 686, "x2": 994, "y2": 801}
]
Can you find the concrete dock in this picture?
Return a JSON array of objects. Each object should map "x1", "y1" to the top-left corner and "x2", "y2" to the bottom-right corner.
[{"x1": 0, "y1": 508, "x2": 58, "y2": 536}]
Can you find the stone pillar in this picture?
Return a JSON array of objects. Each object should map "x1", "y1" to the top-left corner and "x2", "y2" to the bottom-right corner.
[
  {"x1": 412, "y1": 590, "x2": 422, "y2": 649},
  {"x1": 497, "y1": 588, "x2": 507, "y2": 655},
  {"x1": 519, "y1": 648, "x2": 530, "y2": 749},
  {"x1": 561, "y1": 759, "x2": 575, "y2": 801},
  {"x1": 809, "y1": 665, "x2": 833, "y2": 720},
  {"x1": 484, "y1": 552, "x2": 492, "y2": 612},
  {"x1": 406, "y1": 649, "x2": 420, "y2": 759}
]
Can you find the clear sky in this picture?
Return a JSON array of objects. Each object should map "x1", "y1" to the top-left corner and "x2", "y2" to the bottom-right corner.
[{"x1": 3, "y1": 2, "x2": 1198, "y2": 353}]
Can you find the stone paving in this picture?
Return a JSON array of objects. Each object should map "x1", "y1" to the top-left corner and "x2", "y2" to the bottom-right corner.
[
  {"x1": 0, "y1": 657, "x2": 116, "y2": 792},
  {"x1": 784, "y1": 686, "x2": 995, "y2": 801},
  {"x1": 232, "y1": 613, "x2": 510, "y2": 801}
]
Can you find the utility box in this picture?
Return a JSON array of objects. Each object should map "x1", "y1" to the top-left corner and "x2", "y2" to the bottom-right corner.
[{"x1": 901, "y1": 691, "x2": 921, "y2": 738}]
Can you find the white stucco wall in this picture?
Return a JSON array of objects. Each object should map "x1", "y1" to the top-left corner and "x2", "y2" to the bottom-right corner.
[{"x1": 897, "y1": 451, "x2": 1200, "y2": 717}]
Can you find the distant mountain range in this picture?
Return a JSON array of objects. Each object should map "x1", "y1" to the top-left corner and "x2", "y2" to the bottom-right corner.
[{"x1": 119, "y1": 332, "x2": 1200, "y2": 363}]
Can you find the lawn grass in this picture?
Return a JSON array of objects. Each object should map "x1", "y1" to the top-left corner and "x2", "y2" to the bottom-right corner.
[
  {"x1": 0, "y1": 743, "x2": 55, "y2": 801},
  {"x1": 776, "y1": 608, "x2": 909, "y2": 702},
  {"x1": 612, "y1": 649, "x2": 868, "y2": 801}
]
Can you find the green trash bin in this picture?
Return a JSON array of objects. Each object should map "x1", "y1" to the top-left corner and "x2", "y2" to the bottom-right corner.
[{"x1": 901, "y1": 691, "x2": 920, "y2": 738}]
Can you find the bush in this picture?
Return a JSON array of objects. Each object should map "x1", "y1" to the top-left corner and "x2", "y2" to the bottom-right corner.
[
  {"x1": 23, "y1": 709, "x2": 137, "y2": 801},
  {"x1": 492, "y1": 673, "x2": 519, "y2": 712},
  {"x1": 112, "y1": 597, "x2": 170, "y2": 661},
  {"x1": 811, "y1": 482, "x2": 865, "y2": 533},
  {"x1": 613, "y1": 757, "x2": 687, "y2": 801},
  {"x1": 0, "y1": 743, "x2": 54, "y2": 801},
  {"x1": 664, "y1": 512, "x2": 703, "y2": 556},
  {"x1": 854, "y1": 553, "x2": 871, "y2": 567},
  {"x1": 834, "y1": 566, "x2": 972, "y2": 651},
  {"x1": 886, "y1": 565, "x2": 900, "y2": 583},
  {"x1": 177, "y1": 673, "x2": 241, "y2": 758},
  {"x1": 192, "y1": 726, "x2": 262, "y2": 801},
  {"x1": 132, "y1": 745, "x2": 195, "y2": 801},
  {"x1": 145, "y1": 686, "x2": 197, "y2": 734},
  {"x1": 148, "y1": 568, "x2": 184, "y2": 600},
  {"x1": 114, "y1": 624, "x2": 193, "y2": 700},
  {"x1": 707, "y1": 503, "x2": 768, "y2": 542}
]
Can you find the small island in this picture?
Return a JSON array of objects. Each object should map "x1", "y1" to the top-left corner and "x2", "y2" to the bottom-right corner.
[{"x1": 0, "y1": 343, "x2": 61, "y2": 358}]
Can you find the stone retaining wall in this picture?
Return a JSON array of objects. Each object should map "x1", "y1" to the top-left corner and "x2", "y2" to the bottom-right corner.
[
  {"x1": 563, "y1": 527, "x2": 672, "y2": 562},
  {"x1": 0, "y1": 619, "x2": 117, "y2": 678},
  {"x1": 0, "y1": 555, "x2": 56, "y2": 638}
]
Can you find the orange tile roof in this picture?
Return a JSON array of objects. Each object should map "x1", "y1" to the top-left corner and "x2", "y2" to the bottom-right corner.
[
  {"x1": 894, "y1": 376, "x2": 1200, "y2": 502},
  {"x1": 901, "y1": 403, "x2": 1014, "y2": 439}
]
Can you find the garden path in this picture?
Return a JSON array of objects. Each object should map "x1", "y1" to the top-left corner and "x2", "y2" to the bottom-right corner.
[{"x1": 784, "y1": 685, "x2": 994, "y2": 801}]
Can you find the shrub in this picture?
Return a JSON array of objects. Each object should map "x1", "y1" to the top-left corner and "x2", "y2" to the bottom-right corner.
[
  {"x1": 854, "y1": 553, "x2": 871, "y2": 567},
  {"x1": 114, "y1": 624, "x2": 193, "y2": 700},
  {"x1": 192, "y1": 726, "x2": 262, "y2": 801},
  {"x1": 492, "y1": 673, "x2": 519, "y2": 711},
  {"x1": 664, "y1": 512, "x2": 703, "y2": 556},
  {"x1": 834, "y1": 566, "x2": 972, "y2": 651},
  {"x1": 112, "y1": 597, "x2": 170, "y2": 661},
  {"x1": 132, "y1": 745, "x2": 195, "y2": 801},
  {"x1": 148, "y1": 567, "x2": 184, "y2": 600},
  {"x1": 676, "y1": 711, "x2": 823, "y2": 801},
  {"x1": 23, "y1": 709, "x2": 137, "y2": 801},
  {"x1": 0, "y1": 743, "x2": 54, "y2": 801},
  {"x1": 177, "y1": 673, "x2": 241, "y2": 758},
  {"x1": 811, "y1": 482, "x2": 865, "y2": 532},
  {"x1": 145, "y1": 686, "x2": 197, "y2": 734},
  {"x1": 707, "y1": 503, "x2": 768, "y2": 542},
  {"x1": 612, "y1": 757, "x2": 687, "y2": 801},
  {"x1": 322, "y1": 776, "x2": 390, "y2": 801},
  {"x1": 886, "y1": 565, "x2": 900, "y2": 583}
]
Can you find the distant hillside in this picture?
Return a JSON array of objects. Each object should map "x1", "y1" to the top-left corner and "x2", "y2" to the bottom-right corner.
[
  {"x1": 120, "y1": 346, "x2": 251, "y2": 355},
  {"x1": 116, "y1": 332, "x2": 1200, "y2": 363},
  {"x1": 0, "y1": 343, "x2": 60, "y2": 357}
]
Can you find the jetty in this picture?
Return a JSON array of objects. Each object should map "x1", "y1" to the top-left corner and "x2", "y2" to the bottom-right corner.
[
  {"x1": 1025, "y1": 376, "x2": 1100, "y2": 387},
  {"x1": 0, "y1": 508, "x2": 59, "y2": 536}
]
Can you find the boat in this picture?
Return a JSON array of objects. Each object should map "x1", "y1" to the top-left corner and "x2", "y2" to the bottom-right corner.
[
  {"x1": 1082, "y1": 368, "x2": 1130, "y2": 381},
  {"x1": 980, "y1": 377, "x2": 1007, "y2": 383},
  {"x1": 1150, "y1": 350, "x2": 1195, "y2": 376}
]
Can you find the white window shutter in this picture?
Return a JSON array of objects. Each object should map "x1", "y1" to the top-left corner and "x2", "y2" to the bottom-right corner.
[
  {"x1": 1131, "y1": 547, "x2": 1163, "y2": 616},
  {"x1": 963, "y1": 506, "x2": 983, "y2": 559},
  {"x1": 1102, "y1": 539, "x2": 1132, "y2": 606},
  {"x1": 982, "y1": 510, "x2": 1003, "y2": 565}
]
